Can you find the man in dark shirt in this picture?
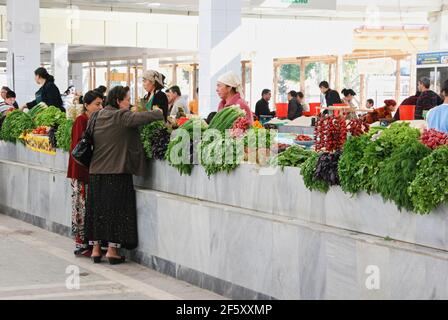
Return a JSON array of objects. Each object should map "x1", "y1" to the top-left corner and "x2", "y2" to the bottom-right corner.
[
  {"x1": 287, "y1": 90, "x2": 303, "y2": 121},
  {"x1": 319, "y1": 81, "x2": 342, "y2": 115},
  {"x1": 255, "y1": 89, "x2": 275, "y2": 119},
  {"x1": 415, "y1": 77, "x2": 443, "y2": 120}
]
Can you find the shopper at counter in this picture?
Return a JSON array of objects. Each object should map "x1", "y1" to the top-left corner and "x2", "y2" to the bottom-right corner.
[
  {"x1": 287, "y1": 90, "x2": 303, "y2": 120},
  {"x1": 67, "y1": 90, "x2": 104, "y2": 258},
  {"x1": 366, "y1": 99, "x2": 375, "y2": 109},
  {"x1": 255, "y1": 89, "x2": 275, "y2": 119},
  {"x1": 414, "y1": 77, "x2": 443, "y2": 120},
  {"x1": 427, "y1": 81, "x2": 448, "y2": 133},
  {"x1": 216, "y1": 71, "x2": 253, "y2": 125},
  {"x1": 22, "y1": 67, "x2": 64, "y2": 111},
  {"x1": 0, "y1": 87, "x2": 18, "y2": 108},
  {"x1": 141, "y1": 70, "x2": 169, "y2": 121},
  {"x1": 85, "y1": 86, "x2": 163, "y2": 265},
  {"x1": 0, "y1": 90, "x2": 18, "y2": 114}
]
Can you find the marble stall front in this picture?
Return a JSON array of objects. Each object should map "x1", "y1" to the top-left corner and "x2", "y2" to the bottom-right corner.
[{"x1": 1, "y1": 141, "x2": 448, "y2": 299}]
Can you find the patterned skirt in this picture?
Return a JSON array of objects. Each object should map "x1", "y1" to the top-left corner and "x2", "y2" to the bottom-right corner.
[
  {"x1": 71, "y1": 179, "x2": 88, "y2": 249},
  {"x1": 84, "y1": 174, "x2": 138, "y2": 250}
]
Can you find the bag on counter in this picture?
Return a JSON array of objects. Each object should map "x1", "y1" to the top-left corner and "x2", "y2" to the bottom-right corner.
[{"x1": 71, "y1": 110, "x2": 100, "y2": 168}]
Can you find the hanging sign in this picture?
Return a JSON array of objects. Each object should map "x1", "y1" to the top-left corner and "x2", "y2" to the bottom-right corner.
[{"x1": 417, "y1": 52, "x2": 448, "y2": 65}]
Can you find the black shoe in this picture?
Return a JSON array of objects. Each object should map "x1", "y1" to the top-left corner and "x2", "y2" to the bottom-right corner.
[
  {"x1": 107, "y1": 256, "x2": 126, "y2": 265},
  {"x1": 91, "y1": 255, "x2": 102, "y2": 264}
]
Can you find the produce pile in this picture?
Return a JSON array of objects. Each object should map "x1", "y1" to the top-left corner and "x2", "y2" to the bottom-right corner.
[
  {"x1": 0, "y1": 110, "x2": 36, "y2": 143},
  {"x1": 140, "y1": 121, "x2": 166, "y2": 160},
  {"x1": 35, "y1": 106, "x2": 66, "y2": 127},
  {"x1": 55, "y1": 119, "x2": 74, "y2": 152}
]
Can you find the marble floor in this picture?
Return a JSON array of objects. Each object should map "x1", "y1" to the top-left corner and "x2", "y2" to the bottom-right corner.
[{"x1": 0, "y1": 214, "x2": 226, "y2": 300}]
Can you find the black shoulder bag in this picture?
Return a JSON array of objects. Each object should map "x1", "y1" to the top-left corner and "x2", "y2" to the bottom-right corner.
[{"x1": 71, "y1": 111, "x2": 100, "y2": 168}]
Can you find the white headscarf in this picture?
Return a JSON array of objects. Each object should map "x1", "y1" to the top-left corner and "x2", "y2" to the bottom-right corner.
[
  {"x1": 217, "y1": 71, "x2": 244, "y2": 99},
  {"x1": 142, "y1": 70, "x2": 166, "y2": 88}
]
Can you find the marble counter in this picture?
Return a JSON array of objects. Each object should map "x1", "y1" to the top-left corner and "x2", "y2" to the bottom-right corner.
[{"x1": 1, "y1": 141, "x2": 448, "y2": 299}]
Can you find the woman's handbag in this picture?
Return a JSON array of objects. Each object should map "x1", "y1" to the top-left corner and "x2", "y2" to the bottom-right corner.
[{"x1": 71, "y1": 111, "x2": 100, "y2": 168}]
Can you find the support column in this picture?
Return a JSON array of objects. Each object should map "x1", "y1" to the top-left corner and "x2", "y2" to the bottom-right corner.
[
  {"x1": 273, "y1": 64, "x2": 279, "y2": 104},
  {"x1": 51, "y1": 44, "x2": 69, "y2": 92},
  {"x1": 6, "y1": 0, "x2": 40, "y2": 104},
  {"x1": 409, "y1": 54, "x2": 417, "y2": 96},
  {"x1": 300, "y1": 59, "x2": 306, "y2": 94},
  {"x1": 199, "y1": 0, "x2": 243, "y2": 118},
  {"x1": 335, "y1": 55, "x2": 344, "y2": 92},
  {"x1": 428, "y1": 10, "x2": 448, "y2": 51},
  {"x1": 70, "y1": 63, "x2": 83, "y2": 94},
  {"x1": 359, "y1": 74, "x2": 366, "y2": 108},
  {"x1": 395, "y1": 58, "x2": 401, "y2": 103},
  {"x1": 251, "y1": 52, "x2": 274, "y2": 109},
  {"x1": 172, "y1": 64, "x2": 178, "y2": 86}
]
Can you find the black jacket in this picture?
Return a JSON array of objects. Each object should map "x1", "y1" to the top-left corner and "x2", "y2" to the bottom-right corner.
[
  {"x1": 27, "y1": 80, "x2": 64, "y2": 111},
  {"x1": 415, "y1": 90, "x2": 443, "y2": 120},
  {"x1": 325, "y1": 89, "x2": 342, "y2": 107},
  {"x1": 288, "y1": 99, "x2": 303, "y2": 121},
  {"x1": 144, "y1": 90, "x2": 169, "y2": 121},
  {"x1": 255, "y1": 99, "x2": 275, "y2": 118}
]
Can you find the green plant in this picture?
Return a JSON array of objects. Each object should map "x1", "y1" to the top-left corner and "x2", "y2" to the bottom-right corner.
[
  {"x1": 34, "y1": 106, "x2": 66, "y2": 127},
  {"x1": 338, "y1": 134, "x2": 371, "y2": 195},
  {"x1": 55, "y1": 119, "x2": 74, "y2": 152},
  {"x1": 375, "y1": 139, "x2": 431, "y2": 211},
  {"x1": 208, "y1": 106, "x2": 245, "y2": 131},
  {"x1": 269, "y1": 145, "x2": 312, "y2": 170},
  {"x1": 408, "y1": 146, "x2": 448, "y2": 214},
  {"x1": 0, "y1": 110, "x2": 35, "y2": 143},
  {"x1": 300, "y1": 152, "x2": 330, "y2": 193},
  {"x1": 140, "y1": 120, "x2": 165, "y2": 160},
  {"x1": 357, "y1": 122, "x2": 420, "y2": 194},
  {"x1": 200, "y1": 136, "x2": 244, "y2": 177}
]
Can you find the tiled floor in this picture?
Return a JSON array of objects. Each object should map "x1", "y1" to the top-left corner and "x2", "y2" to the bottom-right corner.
[{"x1": 0, "y1": 214, "x2": 226, "y2": 300}]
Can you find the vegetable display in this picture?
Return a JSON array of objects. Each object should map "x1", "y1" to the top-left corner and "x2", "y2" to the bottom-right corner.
[
  {"x1": 347, "y1": 119, "x2": 370, "y2": 137},
  {"x1": 300, "y1": 152, "x2": 330, "y2": 193},
  {"x1": 0, "y1": 110, "x2": 35, "y2": 143},
  {"x1": 357, "y1": 122, "x2": 420, "y2": 193},
  {"x1": 55, "y1": 119, "x2": 74, "y2": 152},
  {"x1": 34, "y1": 106, "x2": 66, "y2": 127},
  {"x1": 314, "y1": 115, "x2": 347, "y2": 152},
  {"x1": 230, "y1": 117, "x2": 250, "y2": 138},
  {"x1": 375, "y1": 139, "x2": 431, "y2": 211},
  {"x1": 408, "y1": 146, "x2": 448, "y2": 214},
  {"x1": 201, "y1": 136, "x2": 243, "y2": 177},
  {"x1": 28, "y1": 102, "x2": 47, "y2": 119},
  {"x1": 338, "y1": 135, "x2": 371, "y2": 195},
  {"x1": 420, "y1": 129, "x2": 448, "y2": 150},
  {"x1": 150, "y1": 127, "x2": 171, "y2": 160},
  {"x1": 208, "y1": 106, "x2": 245, "y2": 131},
  {"x1": 140, "y1": 121, "x2": 166, "y2": 160},
  {"x1": 314, "y1": 151, "x2": 342, "y2": 186},
  {"x1": 269, "y1": 145, "x2": 312, "y2": 170}
]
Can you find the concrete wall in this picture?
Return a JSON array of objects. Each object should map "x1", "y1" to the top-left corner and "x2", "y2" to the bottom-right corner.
[{"x1": 1, "y1": 141, "x2": 448, "y2": 299}]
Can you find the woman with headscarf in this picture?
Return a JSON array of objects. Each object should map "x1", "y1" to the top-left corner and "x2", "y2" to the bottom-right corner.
[
  {"x1": 216, "y1": 71, "x2": 253, "y2": 125},
  {"x1": 140, "y1": 70, "x2": 169, "y2": 121}
]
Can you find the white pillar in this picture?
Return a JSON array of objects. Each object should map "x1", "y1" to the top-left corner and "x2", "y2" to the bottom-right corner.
[
  {"x1": 6, "y1": 0, "x2": 40, "y2": 104},
  {"x1": 70, "y1": 62, "x2": 83, "y2": 94},
  {"x1": 199, "y1": 0, "x2": 243, "y2": 118},
  {"x1": 51, "y1": 44, "x2": 69, "y2": 93},
  {"x1": 428, "y1": 10, "x2": 448, "y2": 51},
  {"x1": 251, "y1": 52, "x2": 274, "y2": 110}
]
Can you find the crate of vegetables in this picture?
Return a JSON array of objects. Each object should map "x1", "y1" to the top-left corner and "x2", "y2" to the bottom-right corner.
[{"x1": 293, "y1": 134, "x2": 314, "y2": 148}]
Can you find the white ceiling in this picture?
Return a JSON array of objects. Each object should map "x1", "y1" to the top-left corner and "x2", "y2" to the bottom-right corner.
[{"x1": 1, "y1": 0, "x2": 447, "y2": 20}]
